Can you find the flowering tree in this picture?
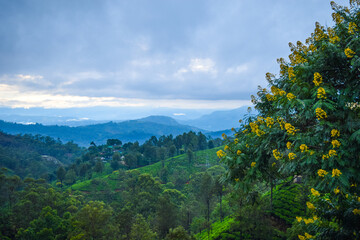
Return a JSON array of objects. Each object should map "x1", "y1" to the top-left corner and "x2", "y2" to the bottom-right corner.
[{"x1": 219, "y1": 1, "x2": 360, "y2": 239}]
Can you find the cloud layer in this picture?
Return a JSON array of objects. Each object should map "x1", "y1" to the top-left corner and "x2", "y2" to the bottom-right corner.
[{"x1": 0, "y1": 0, "x2": 349, "y2": 108}]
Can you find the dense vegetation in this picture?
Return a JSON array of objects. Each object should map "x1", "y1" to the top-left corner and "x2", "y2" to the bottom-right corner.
[
  {"x1": 219, "y1": 1, "x2": 360, "y2": 239},
  {"x1": 1, "y1": 1, "x2": 360, "y2": 239}
]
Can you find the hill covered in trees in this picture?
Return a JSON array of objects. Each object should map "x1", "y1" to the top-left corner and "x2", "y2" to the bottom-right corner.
[{"x1": 0, "y1": 116, "x2": 229, "y2": 147}]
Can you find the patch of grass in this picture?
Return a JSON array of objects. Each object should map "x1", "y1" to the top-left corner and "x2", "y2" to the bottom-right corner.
[{"x1": 195, "y1": 217, "x2": 235, "y2": 240}]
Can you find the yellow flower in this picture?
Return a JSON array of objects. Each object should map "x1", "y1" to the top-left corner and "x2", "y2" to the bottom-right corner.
[
  {"x1": 331, "y1": 129, "x2": 340, "y2": 138},
  {"x1": 285, "y1": 123, "x2": 296, "y2": 135},
  {"x1": 332, "y1": 169, "x2": 342, "y2": 177},
  {"x1": 304, "y1": 233, "x2": 314, "y2": 239},
  {"x1": 303, "y1": 218, "x2": 314, "y2": 224},
  {"x1": 334, "y1": 187, "x2": 340, "y2": 194},
  {"x1": 217, "y1": 150, "x2": 226, "y2": 158},
  {"x1": 311, "y1": 188, "x2": 320, "y2": 197},
  {"x1": 317, "y1": 169, "x2": 328, "y2": 177},
  {"x1": 317, "y1": 87, "x2": 326, "y2": 99},
  {"x1": 322, "y1": 154, "x2": 329, "y2": 160},
  {"x1": 246, "y1": 144, "x2": 249, "y2": 148},
  {"x1": 345, "y1": 47, "x2": 356, "y2": 58},
  {"x1": 222, "y1": 133, "x2": 227, "y2": 139},
  {"x1": 272, "y1": 162, "x2": 276, "y2": 167},
  {"x1": 307, "y1": 201, "x2": 315, "y2": 210},
  {"x1": 288, "y1": 67, "x2": 295, "y2": 80},
  {"x1": 358, "y1": 197, "x2": 360, "y2": 202},
  {"x1": 309, "y1": 44, "x2": 317, "y2": 52},
  {"x1": 313, "y1": 215, "x2": 318, "y2": 221},
  {"x1": 279, "y1": 90, "x2": 286, "y2": 96},
  {"x1": 273, "y1": 149, "x2": 282, "y2": 160},
  {"x1": 353, "y1": 209, "x2": 360, "y2": 215},
  {"x1": 235, "y1": 178, "x2": 239, "y2": 182},
  {"x1": 331, "y1": 139, "x2": 341, "y2": 148},
  {"x1": 349, "y1": 22, "x2": 358, "y2": 34},
  {"x1": 332, "y1": 12, "x2": 344, "y2": 24},
  {"x1": 265, "y1": 117, "x2": 274, "y2": 128},
  {"x1": 329, "y1": 35, "x2": 340, "y2": 43},
  {"x1": 234, "y1": 138, "x2": 239, "y2": 144},
  {"x1": 313, "y1": 72, "x2": 323, "y2": 86},
  {"x1": 328, "y1": 149, "x2": 337, "y2": 157},
  {"x1": 251, "y1": 162, "x2": 256, "y2": 167},
  {"x1": 288, "y1": 152, "x2": 296, "y2": 160},
  {"x1": 296, "y1": 216, "x2": 303, "y2": 222},
  {"x1": 287, "y1": 93, "x2": 296, "y2": 101},
  {"x1": 286, "y1": 142, "x2": 292, "y2": 149},
  {"x1": 315, "y1": 108, "x2": 327, "y2": 120},
  {"x1": 266, "y1": 94, "x2": 274, "y2": 101},
  {"x1": 224, "y1": 145, "x2": 229, "y2": 151},
  {"x1": 298, "y1": 235, "x2": 306, "y2": 240},
  {"x1": 237, "y1": 150, "x2": 242, "y2": 155},
  {"x1": 300, "y1": 144, "x2": 308, "y2": 152}
]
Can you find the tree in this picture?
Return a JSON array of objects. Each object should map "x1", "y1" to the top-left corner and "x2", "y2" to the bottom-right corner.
[
  {"x1": 56, "y1": 166, "x2": 66, "y2": 187},
  {"x1": 72, "y1": 201, "x2": 118, "y2": 239},
  {"x1": 94, "y1": 161, "x2": 104, "y2": 173},
  {"x1": 129, "y1": 214, "x2": 157, "y2": 240},
  {"x1": 220, "y1": 1, "x2": 360, "y2": 239},
  {"x1": 111, "y1": 152, "x2": 121, "y2": 170},
  {"x1": 165, "y1": 226, "x2": 193, "y2": 240}
]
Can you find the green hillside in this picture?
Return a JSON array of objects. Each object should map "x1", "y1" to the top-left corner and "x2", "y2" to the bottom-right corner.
[{"x1": 70, "y1": 146, "x2": 222, "y2": 192}]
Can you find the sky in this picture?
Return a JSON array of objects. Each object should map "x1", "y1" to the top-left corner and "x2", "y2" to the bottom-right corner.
[{"x1": 0, "y1": 0, "x2": 350, "y2": 114}]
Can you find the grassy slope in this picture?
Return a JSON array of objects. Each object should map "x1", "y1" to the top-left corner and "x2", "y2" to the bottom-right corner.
[
  {"x1": 70, "y1": 146, "x2": 222, "y2": 191},
  {"x1": 195, "y1": 217, "x2": 235, "y2": 240}
]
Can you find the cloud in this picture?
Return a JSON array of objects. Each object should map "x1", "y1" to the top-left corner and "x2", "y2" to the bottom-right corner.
[
  {"x1": 0, "y1": 0, "x2": 350, "y2": 110},
  {"x1": 0, "y1": 83, "x2": 251, "y2": 109}
]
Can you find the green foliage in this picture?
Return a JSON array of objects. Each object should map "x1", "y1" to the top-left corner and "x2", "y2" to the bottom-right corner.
[
  {"x1": 129, "y1": 214, "x2": 157, "y2": 240},
  {"x1": 220, "y1": 1, "x2": 360, "y2": 239}
]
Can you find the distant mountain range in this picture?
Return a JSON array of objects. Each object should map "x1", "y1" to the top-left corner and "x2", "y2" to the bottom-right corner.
[
  {"x1": 0, "y1": 107, "x2": 251, "y2": 146},
  {"x1": 179, "y1": 107, "x2": 250, "y2": 131}
]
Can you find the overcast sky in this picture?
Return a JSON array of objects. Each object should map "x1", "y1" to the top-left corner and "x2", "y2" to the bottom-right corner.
[{"x1": 0, "y1": 0, "x2": 349, "y2": 110}]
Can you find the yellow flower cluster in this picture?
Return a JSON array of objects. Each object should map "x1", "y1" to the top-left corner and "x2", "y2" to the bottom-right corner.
[
  {"x1": 273, "y1": 149, "x2": 282, "y2": 160},
  {"x1": 251, "y1": 162, "x2": 256, "y2": 167},
  {"x1": 265, "y1": 117, "x2": 274, "y2": 128},
  {"x1": 345, "y1": 47, "x2": 356, "y2": 58},
  {"x1": 353, "y1": 209, "x2": 360, "y2": 215},
  {"x1": 224, "y1": 145, "x2": 229, "y2": 151},
  {"x1": 285, "y1": 123, "x2": 296, "y2": 135},
  {"x1": 289, "y1": 51, "x2": 308, "y2": 65},
  {"x1": 303, "y1": 218, "x2": 315, "y2": 224},
  {"x1": 315, "y1": 108, "x2": 327, "y2": 120},
  {"x1": 328, "y1": 27, "x2": 340, "y2": 44},
  {"x1": 314, "y1": 22, "x2": 327, "y2": 41},
  {"x1": 234, "y1": 138, "x2": 238, "y2": 144},
  {"x1": 271, "y1": 86, "x2": 286, "y2": 96},
  {"x1": 298, "y1": 232, "x2": 314, "y2": 240},
  {"x1": 222, "y1": 133, "x2": 227, "y2": 139},
  {"x1": 287, "y1": 93, "x2": 296, "y2": 101},
  {"x1": 331, "y1": 140, "x2": 341, "y2": 149},
  {"x1": 249, "y1": 122, "x2": 265, "y2": 137},
  {"x1": 217, "y1": 150, "x2": 226, "y2": 158},
  {"x1": 349, "y1": 22, "x2": 358, "y2": 34},
  {"x1": 318, "y1": 169, "x2": 328, "y2": 177},
  {"x1": 334, "y1": 186, "x2": 340, "y2": 194},
  {"x1": 311, "y1": 188, "x2": 320, "y2": 197},
  {"x1": 332, "y1": 12, "x2": 344, "y2": 24},
  {"x1": 309, "y1": 44, "x2": 317, "y2": 52},
  {"x1": 331, "y1": 129, "x2": 340, "y2": 138},
  {"x1": 307, "y1": 201, "x2": 316, "y2": 210},
  {"x1": 237, "y1": 150, "x2": 242, "y2": 155},
  {"x1": 288, "y1": 67, "x2": 295, "y2": 80},
  {"x1": 287, "y1": 142, "x2": 292, "y2": 149},
  {"x1": 265, "y1": 72, "x2": 275, "y2": 81},
  {"x1": 296, "y1": 216, "x2": 302, "y2": 222},
  {"x1": 288, "y1": 152, "x2": 296, "y2": 160},
  {"x1": 322, "y1": 154, "x2": 329, "y2": 160},
  {"x1": 266, "y1": 94, "x2": 274, "y2": 101},
  {"x1": 332, "y1": 168, "x2": 342, "y2": 177},
  {"x1": 317, "y1": 87, "x2": 326, "y2": 99},
  {"x1": 313, "y1": 72, "x2": 323, "y2": 86},
  {"x1": 300, "y1": 144, "x2": 308, "y2": 152},
  {"x1": 328, "y1": 149, "x2": 337, "y2": 157}
]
